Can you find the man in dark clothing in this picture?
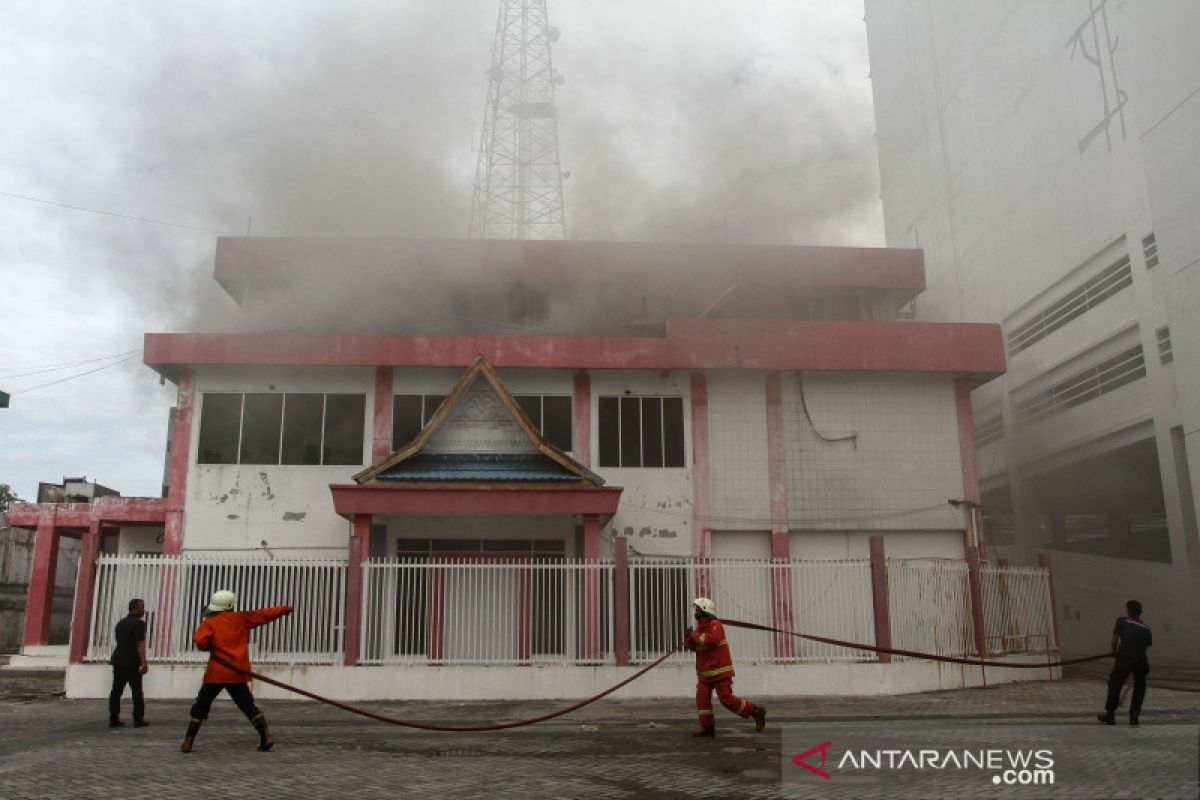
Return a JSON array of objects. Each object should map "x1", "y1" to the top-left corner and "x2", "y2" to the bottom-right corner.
[
  {"x1": 1098, "y1": 599, "x2": 1152, "y2": 726},
  {"x1": 109, "y1": 598, "x2": 149, "y2": 728}
]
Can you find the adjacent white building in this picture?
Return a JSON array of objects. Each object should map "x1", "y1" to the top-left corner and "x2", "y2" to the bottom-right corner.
[{"x1": 865, "y1": 0, "x2": 1200, "y2": 664}]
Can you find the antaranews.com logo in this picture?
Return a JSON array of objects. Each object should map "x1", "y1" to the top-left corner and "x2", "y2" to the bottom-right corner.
[
  {"x1": 791, "y1": 740, "x2": 1055, "y2": 786},
  {"x1": 781, "y1": 725, "x2": 1198, "y2": 799}
]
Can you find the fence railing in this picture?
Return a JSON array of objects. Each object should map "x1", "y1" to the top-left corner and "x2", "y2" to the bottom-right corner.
[
  {"x1": 361, "y1": 558, "x2": 613, "y2": 665},
  {"x1": 980, "y1": 564, "x2": 1055, "y2": 655},
  {"x1": 85, "y1": 554, "x2": 1055, "y2": 668},
  {"x1": 887, "y1": 559, "x2": 976, "y2": 660},
  {"x1": 87, "y1": 554, "x2": 347, "y2": 664}
]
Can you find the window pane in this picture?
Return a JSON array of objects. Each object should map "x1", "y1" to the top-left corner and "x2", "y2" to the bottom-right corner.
[
  {"x1": 641, "y1": 397, "x2": 664, "y2": 467},
  {"x1": 663, "y1": 397, "x2": 685, "y2": 467},
  {"x1": 392, "y1": 395, "x2": 423, "y2": 451},
  {"x1": 239, "y1": 393, "x2": 283, "y2": 465},
  {"x1": 598, "y1": 397, "x2": 620, "y2": 467},
  {"x1": 323, "y1": 394, "x2": 366, "y2": 465},
  {"x1": 542, "y1": 396, "x2": 572, "y2": 451},
  {"x1": 514, "y1": 395, "x2": 542, "y2": 429},
  {"x1": 197, "y1": 393, "x2": 241, "y2": 464},
  {"x1": 281, "y1": 394, "x2": 323, "y2": 465},
  {"x1": 620, "y1": 397, "x2": 642, "y2": 467},
  {"x1": 423, "y1": 395, "x2": 446, "y2": 424}
]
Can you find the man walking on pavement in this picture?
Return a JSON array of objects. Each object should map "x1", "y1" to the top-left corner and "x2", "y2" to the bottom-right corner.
[
  {"x1": 109, "y1": 598, "x2": 149, "y2": 728},
  {"x1": 1098, "y1": 599, "x2": 1152, "y2": 726},
  {"x1": 181, "y1": 590, "x2": 292, "y2": 753},
  {"x1": 685, "y1": 597, "x2": 766, "y2": 737}
]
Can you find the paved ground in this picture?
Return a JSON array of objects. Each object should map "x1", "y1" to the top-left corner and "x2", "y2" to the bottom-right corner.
[{"x1": 0, "y1": 665, "x2": 1197, "y2": 799}]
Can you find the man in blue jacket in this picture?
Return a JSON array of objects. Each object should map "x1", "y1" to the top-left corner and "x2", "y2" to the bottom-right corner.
[{"x1": 1098, "y1": 599, "x2": 1152, "y2": 726}]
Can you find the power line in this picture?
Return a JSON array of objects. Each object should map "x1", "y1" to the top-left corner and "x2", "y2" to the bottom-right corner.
[
  {"x1": 15, "y1": 353, "x2": 141, "y2": 394},
  {"x1": 0, "y1": 189, "x2": 234, "y2": 235},
  {"x1": 0, "y1": 349, "x2": 141, "y2": 379}
]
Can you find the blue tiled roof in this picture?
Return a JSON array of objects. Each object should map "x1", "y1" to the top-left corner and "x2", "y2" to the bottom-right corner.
[{"x1": 376, "y1": 453, "x2": 579, "y2": 482}]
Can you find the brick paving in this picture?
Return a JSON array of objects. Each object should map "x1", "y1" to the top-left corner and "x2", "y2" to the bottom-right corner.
[{"x1": 1, "y1": 668, "x2": 1197, "y2": 799}]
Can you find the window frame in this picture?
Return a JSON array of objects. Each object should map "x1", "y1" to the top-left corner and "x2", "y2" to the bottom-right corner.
[
  {"x1": 597, "y1": 394, "x2": 686, "y2": 468},
  {"x1": 196, "y1": 391, "x2": 366, "y2": 467}
]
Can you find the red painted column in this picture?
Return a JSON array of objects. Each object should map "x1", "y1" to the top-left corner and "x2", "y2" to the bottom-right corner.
[
  {"x1": 583, "y1": 514, "x2": 602, "y2": 661},
  {"x1": 573, "y1": 370, "x2": 591, "y2": 467},
  {"x1": 965, "y1": 545, "x2": 988, "y2": 669},
  {"x1": 954, "y1": 378, "x2": 985, "y2": 557},
  {"x1": 372, "y1": 366, "x2": 393, "y2": 464},
  {"x1": 690, "y1": 371, "x2": 712, "y2": 596},
  {"x1": 868, "y1": 535, "x2": 892, "y2": 663},
  {"x1": 765, "y1": 372, "x2": 794, "y2": 658},
  {"x1": 1037, "y1": 552, "x2": 1060, "y2": 652},
  {"x1": 22, "y1": 506, "x2": 60, "y2": 647},
  {"x1": 614, "y1": 536, "x2": 630, "y2": 666},
  {"x1": 163, "y1": 371, "x2": 195, "y2": 556},
  {"x1": 68, "y1": 520, "x2": 101, "y2": 664},
  {"x1": 342, "y1": 514, "x2": 372, "y2": 666}
]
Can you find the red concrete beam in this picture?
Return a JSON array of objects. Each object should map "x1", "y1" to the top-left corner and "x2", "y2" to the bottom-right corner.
[{"x1": 143, "y1": 320, "x2": 1005, "y2": 377}]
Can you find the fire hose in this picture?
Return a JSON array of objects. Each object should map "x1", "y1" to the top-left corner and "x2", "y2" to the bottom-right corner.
[{"x1": 208, "y1": 622, "x2": 1111, "y2": 731}]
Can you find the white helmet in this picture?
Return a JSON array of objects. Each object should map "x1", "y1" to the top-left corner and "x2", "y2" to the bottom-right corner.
[
  {"x1": 207, "y1": 589, "x2": 236, "y2": 613},
  {"x1": 693, "y1": 597, "x2": 717, "y2": 617}
]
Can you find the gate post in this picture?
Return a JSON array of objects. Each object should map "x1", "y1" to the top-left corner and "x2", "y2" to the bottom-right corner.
[
  {"x1": 869, "y1": 535, "x2": 892, "y2": 663},
  {"x1": 614, "y1": 536, "x2": 630, "y2": 666},
  {"x1": 342, "y1": 514, "x2": 371, "y2": 666}
]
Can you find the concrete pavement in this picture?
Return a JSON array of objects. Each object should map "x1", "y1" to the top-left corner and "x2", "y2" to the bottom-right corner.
[{"x1": 1, "y1": 666, "x2": 1197, "y2": 799}]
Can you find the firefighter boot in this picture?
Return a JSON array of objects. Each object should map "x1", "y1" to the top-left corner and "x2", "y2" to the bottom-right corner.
[
  {"x1": 180, "y1": 718, "x2": 202, "y2": 753},
  {"x1": 691, "y1": 726, "x2": 716, "y2": 738},
  {"x1": 752, "y1": 705, "x2": 767, "y2": 733},
  {"x1": 252, "y1": 713, "x2": 274, "y2": 751}
]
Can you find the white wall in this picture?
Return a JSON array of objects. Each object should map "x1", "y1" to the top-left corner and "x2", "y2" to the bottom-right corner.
[
  {"x1": 590, "y1": 369, "x2": 695, "y2": 557},
  {"x1": 184, "y1": 366, "x2": 372, "y2": 555},
  {"x1": 782, "y1": 372, "x2": 964, "y2": 533}
]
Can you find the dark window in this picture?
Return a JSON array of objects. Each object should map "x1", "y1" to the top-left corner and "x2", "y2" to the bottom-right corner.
[
  {"x1": 392, "y1": 395, "x2": 423, "y2": 451},
  {"x1": 599, "y1": 396, "x2": 685, "y2": 468},
  {"x1": 281, "y1": 394, "x2": 323, "y2": 465},
  {"x1": 542, "y1": 396, "x2": 572, "y2": 452},
  {"x1": 323, "y1": 394, "x2": 365, "y2": 465},
  {"x1": 515, "y1": 395, "x2": 541, "y2": 428},
  {"x1": 424, "y1": 395, "x2": 446, "y2": 424},
  {"x1": 598, "y1": 397, "x2": 620, "y2": 466},
  {"x1": 197, "y1": 393, "x2": 241, "y2": 464},
  {"x1": 514, "y1": 394, "x2": 573, "y2": 451},
  {"x1": 239, "y1": 394, "x2": 282, "y2": 465},
  {"x1": 392, "y1": 394, "x2": 448, "y2": 451},
  {"x1": 663, "y1": 397, "x2": 685, "y2": 467}
]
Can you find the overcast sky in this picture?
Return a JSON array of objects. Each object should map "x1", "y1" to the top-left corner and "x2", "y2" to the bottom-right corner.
[{"x1": 0, "y1": 0, "x2": 882, "y2": 502}]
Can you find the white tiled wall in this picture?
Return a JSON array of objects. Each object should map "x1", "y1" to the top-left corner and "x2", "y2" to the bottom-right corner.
[
  {"x1": 708, "y1": 371, "x2": 771, "y2": 530},
  {"x1": 782, "y1": 372, "x2": 964, "y2": 531}
]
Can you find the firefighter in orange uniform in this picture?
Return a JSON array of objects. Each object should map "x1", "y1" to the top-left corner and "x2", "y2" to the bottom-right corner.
[
  {"x1": 180, "y1": 590, "x2": 293, "y2": 753},
  {"x1": 684, "y1": 597, "x2": 766, "y2": 737}
]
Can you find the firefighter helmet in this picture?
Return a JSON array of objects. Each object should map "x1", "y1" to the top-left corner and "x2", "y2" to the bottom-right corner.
[
  {"x1": 693, "y1": 597, "x2": 717, "y2": 617},
  {"x1": 207, "y1": 589, "x2": 236, "y2": 613}
]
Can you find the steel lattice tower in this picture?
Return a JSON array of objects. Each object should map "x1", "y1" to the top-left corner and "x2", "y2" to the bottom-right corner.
[{"x1": 468, "y1": 0, "x2": 566, "y2": 240}]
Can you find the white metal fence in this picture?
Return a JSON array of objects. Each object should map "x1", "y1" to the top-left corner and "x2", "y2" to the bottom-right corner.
[
  {"x1": 627, "y1": 559, "x2": 877, "y2": 664},
  {"x1": 86, "y1": 554, "x2": 1054, "y2": 668},
  {"x1": 361, "y1": 558, "x2": 614, "y2": 665},
  {"x1": 980, "y1": 564, "x2": 1054, "y2": 655},
  {"x1": 887, "y1": 559, "x2": 976, "y2": 660},
  {"x1": 87, "y1": 554, "x2": 347, "y2": 664}
]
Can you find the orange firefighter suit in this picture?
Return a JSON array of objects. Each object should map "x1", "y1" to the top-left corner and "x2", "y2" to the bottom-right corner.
[
  {"x1": 193, "y1": 605, "x2": 292, "y2": 683},
  {"x1": 686, "y1": 616, "x2": 757, "y2": 730}
]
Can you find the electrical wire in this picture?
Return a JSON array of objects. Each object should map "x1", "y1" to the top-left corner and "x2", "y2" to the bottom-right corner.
[
  {"x1": 0, "y1": 188, "x2": 233, "y2": 235},
  {"x1": 13, "y1": 353, "x2": 140, "y2": 394},
  {"x1": 0, "y1": 349, "x2": 141, "y2": 379},
  {"x1": 797, "y1": 371, "x2": 858, "y2": 446}
]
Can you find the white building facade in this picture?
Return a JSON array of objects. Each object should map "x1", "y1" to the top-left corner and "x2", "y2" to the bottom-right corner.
[{"x1": 865, "y1": 0, "x2": 1200, "y2": 664}]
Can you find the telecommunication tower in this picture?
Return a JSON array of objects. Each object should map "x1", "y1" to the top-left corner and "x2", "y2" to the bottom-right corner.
[{"x1": 468, "y1": 0, "x2": 566, "y2": 240}]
